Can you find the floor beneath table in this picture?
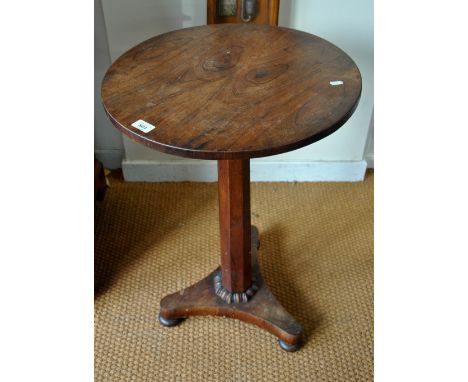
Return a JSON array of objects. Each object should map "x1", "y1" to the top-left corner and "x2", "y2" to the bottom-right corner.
[{"x1": 95, "y1": 170, "x2": 374, "y2": 382}]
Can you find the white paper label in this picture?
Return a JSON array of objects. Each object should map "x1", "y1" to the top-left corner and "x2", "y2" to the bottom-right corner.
[
  {"x1": 330, "y1": 80, "x2": 344, "y2": 86},
  {"x1": 131, "y1": 119, "x2": 156, "y2": 133}
]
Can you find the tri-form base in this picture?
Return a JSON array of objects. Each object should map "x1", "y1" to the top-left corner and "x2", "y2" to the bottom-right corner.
[{"x1": 159, "y1": 226, "x2": 302, "y2": 351}]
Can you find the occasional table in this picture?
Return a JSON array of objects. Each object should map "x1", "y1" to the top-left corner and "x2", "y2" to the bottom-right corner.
[{"x1": 102, "y1": 24, "x2": 361, "y2": 352}]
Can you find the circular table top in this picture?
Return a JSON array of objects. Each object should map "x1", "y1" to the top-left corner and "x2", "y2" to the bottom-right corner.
[{"x1": 102, "y1": 24, "x2": 361, "y2": 160}]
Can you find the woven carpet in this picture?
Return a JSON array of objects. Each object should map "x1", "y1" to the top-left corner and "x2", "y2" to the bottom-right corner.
[{"x1": 95, "y1": 171, "x2": 373, "y2": 382}]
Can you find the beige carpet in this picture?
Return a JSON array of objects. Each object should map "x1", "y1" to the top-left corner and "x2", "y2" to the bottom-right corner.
[{"x1": 95, "y1": 171, "x2": 374, "y2": 382}]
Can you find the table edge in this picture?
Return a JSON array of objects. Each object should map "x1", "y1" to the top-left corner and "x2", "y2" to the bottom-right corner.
[{"x1": 102, "y1": 90, "x2": 361, "y2": 160}]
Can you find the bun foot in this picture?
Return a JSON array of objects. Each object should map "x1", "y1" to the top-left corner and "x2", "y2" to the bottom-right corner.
[
  {"x1": 158, "y1": 313, "x2": 184, "y2": 327},
  {"x1": 278, "y1": 339, "x2": 301, "y2": 352}
]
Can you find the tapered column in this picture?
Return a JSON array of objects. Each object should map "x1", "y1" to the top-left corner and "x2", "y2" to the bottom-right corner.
[{"x1": 217, "y1": 159, "x2": 252, "y2": 292}]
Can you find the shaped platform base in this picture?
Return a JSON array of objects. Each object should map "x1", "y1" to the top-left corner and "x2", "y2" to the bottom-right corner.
[{"x1": 159, "y1": 226, "x2": 303, "y2": 351}]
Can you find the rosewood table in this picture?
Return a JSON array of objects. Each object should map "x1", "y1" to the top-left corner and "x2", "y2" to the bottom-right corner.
[{"x1": 102, "y1": 24, "x2": 361, "y2": 352}]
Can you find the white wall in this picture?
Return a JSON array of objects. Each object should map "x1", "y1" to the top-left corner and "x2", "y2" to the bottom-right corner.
[
  {"x1": 99, "y1": 0, "x2": 374, "y2": 180},
  {"x1": 94, "y1": 0, "x2": 123, "y2": 169},
  {"x1": 274, "y1": 0, "x2": 374, "y2": 163}
]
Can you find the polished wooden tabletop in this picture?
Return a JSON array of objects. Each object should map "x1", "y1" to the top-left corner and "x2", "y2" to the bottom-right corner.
[{"x1": 102, "y1": 24, "x2": 361, "y2": 160}]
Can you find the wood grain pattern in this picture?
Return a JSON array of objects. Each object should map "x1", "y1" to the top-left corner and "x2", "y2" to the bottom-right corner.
[
  {"x1": 218, "y1": 159, "x2": 251, "y2": 292},
  {"x1": 101, "y1": 24, "x2": 361, "y2": 160},
  {"x1": 268, "y1": 0, "x2": 280, "y2": 26}
]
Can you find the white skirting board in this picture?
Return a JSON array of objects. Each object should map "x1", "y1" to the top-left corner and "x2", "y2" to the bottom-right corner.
[{"x1": 122, "y1": 160, "x2": 368, "y2": 182}]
